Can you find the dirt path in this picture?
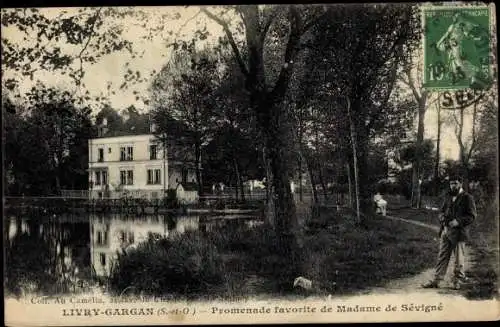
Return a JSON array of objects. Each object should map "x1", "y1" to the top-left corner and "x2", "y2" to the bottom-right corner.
[{"x1": 367, "y1": 214, "x2": 472, "y2": 297}]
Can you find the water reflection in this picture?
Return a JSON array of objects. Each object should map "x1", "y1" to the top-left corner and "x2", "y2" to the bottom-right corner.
[
  {"x1": 90, "y1": 214, "x2": 201, "y2": 276},
  {"x1": 4, "y1": 212, "x2": 260, "y2": 295},
  {"x1": 5, "y1": 215, "x2": 91, "y2": 295}
]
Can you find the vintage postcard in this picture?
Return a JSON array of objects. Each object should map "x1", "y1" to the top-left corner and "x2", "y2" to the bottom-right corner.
[{"x1": 2, "y1": 2, "x2": 499, "y2": 326}]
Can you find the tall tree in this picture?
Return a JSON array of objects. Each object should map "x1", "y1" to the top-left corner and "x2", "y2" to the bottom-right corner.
[
  {"x1": 25, "y1": 87, "x2": 93, "y2": 194},
  {"x1": 398, "y1": 52, "x2": 436, "y2": 208},
  {"x1": 195, "y1": 5, "x2": 330, "y2": 247},
  {"x1": 151, "y1": 48, "x2": 223, "y2": 195},
  {"x1": 470, "y1": 92, "x2": 498, "y2": 196},
  {"x1": 296, "y1": 4, "x2": 419, "y2": 212},
  {"x1": 447, "y1": 90, "x2": 488, "y2": 191},
  {"x1": 4, "y1": 87, "x2": 93, "y2": 195}
]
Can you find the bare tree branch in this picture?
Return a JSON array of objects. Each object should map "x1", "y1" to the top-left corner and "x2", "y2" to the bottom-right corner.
[
  {"x1": 260, "y1": 6, "x2": 278, "y2": 43},
  {"x1": 76, "y1": 8, "x2": 102, "y2": 83},
  {"x1": 201, "y1": 8, "x2": 249, "y2": 77},
  {"x1": 398, "y1": 73, "x2": 411, "y2": 86},
  {"x1": 174, "y1": 9, "x2": 202, "y2": 40},
  {"x1": 452, "y1": 108, "x2": 466, "y2": 162},
  {"x1": 405, "y1": 68, "x2": 422, "y2": 102},
  {"x1": 467, "y1": 93, "x2": 479, "y2": 161},
  {"x1": 427, "y1": 93, "x2": 439, "y2": 107}
]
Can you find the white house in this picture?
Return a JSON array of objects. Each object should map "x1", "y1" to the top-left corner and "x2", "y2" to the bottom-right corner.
[{"x1": 88, "y1": 129, "x2": 198, "y2": 200}]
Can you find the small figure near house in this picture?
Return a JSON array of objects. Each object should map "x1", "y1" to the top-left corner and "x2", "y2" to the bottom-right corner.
[{"x1": 373, "y1": 191, "x2": 387, "y2": 216}]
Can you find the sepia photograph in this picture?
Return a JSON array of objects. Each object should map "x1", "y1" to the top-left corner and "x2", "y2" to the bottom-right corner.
[{"x1": 2, "y1": 2, "x2": 499, "y2": 325}]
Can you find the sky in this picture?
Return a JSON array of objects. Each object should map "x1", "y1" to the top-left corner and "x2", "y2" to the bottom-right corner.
[
  {"x1": 2, "y1": 6, "x2": 226, "y2": 112},
  {"x1": 1, "y1": 5, "x2": 483, "y2": 161}
]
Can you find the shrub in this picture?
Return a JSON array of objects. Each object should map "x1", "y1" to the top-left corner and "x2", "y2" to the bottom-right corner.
[
  {"x1": 109, "y1": 231, "x2": 225, "y2": 297},
  {"x1": 162, "y1": 189, "x2": 180, "y2": 209},
  {"x1": 5, "y1": 234, "x2": 58, "y2": 297}
]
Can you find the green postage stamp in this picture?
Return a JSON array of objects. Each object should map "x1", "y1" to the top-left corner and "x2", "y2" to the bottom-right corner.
[{"x1": 422, "y1": 5, "x2": 492, "y2": 90}]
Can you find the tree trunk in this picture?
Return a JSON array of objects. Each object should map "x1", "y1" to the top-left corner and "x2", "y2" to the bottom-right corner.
[
  {"x1": 256, "y1": 99, "x2": 299, "y2": 255},
  {"x1": 298, "y1": 152, "x2": 303, "y2": 202},
  {"x1": 346, "y1": 162, "x2": 353, "y2": 209},
  {"x1": 314, "y1": 120, "x2": 328, "y2": 203},
  {"x1": 194, "y1": 141, "x2": 203, "y2": 197},
  {"x1": 411, "y1": 100, "x2": 426, "y2": 208},
  {"x1": 318, "y1": 166, "x2": 328, "y2": 203},
  {"x1": 458, "y1": 107, "x2": 469, "y2": 192},
  {"x1": 356, "y1": 136, "x2": 370, "y2": 199},
  {"x1": 265, "y1": 125, "x2": 297, "y2": 233},
  {"x1": 350, "y1": 101, "x2": 371, "y2": 202},
  {"x1": 461, "y1": 161, "x2": 470, "y2": 193},
  {"x1": 263, "y1": 147, "x2": 275, "y2": 226},
  {"x1": 55, "y1": 175, "x2": 61, "y2": 195},
  {"x1": 239, "y1": 176, "x2": 246, "y2": 202},
  {"x1": 306, "y1": 155, "x2": 318, "y2": 203},
  {"x1": 55, "y1": 155, "x2": 62, "y2": 195},
  {"x1": 351, "y1": 145, "x2": 361, "y2": 224},
  {"x1": 204, "y1": 5, "x2": 304, "y2": 274},
  {"x1": 434, "y1": 99, "x2": 442, "y2": 195},
  {"x1": 233, "y1": 158, "x2": 245, "y2": 202},
  {"x1": 234, "y1": 180, "x2": 239, "y2": 200},
  {"x1": 347, "y1": 98, "x2": 361, "y2": 223}
]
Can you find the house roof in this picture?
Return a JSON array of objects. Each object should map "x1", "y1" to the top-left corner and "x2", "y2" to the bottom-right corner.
[{"x1": 95, "y1": 125, "x2": 151, "y2": 138}]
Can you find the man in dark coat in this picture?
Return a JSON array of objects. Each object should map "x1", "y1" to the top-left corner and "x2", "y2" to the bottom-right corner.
[{"x1": 422, "y1": 175, "x2": 477, "y2": 290}]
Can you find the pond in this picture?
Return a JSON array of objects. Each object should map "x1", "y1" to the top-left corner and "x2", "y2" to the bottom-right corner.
[{"x1": 4, "y1": 212, "x2": 263, "y2": 297}]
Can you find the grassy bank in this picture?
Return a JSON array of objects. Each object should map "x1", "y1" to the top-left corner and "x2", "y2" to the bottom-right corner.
[
  {"x1": 462, "y1": 198, "x2": 499, "y2": 300},
  {"x1": 109, "y1": 209, "x2": 437, "y2": 300}
]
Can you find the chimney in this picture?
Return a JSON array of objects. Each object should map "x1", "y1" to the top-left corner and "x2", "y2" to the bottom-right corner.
[{"x1": 98, "y1": 118, "x2": 108, "y2": 137}]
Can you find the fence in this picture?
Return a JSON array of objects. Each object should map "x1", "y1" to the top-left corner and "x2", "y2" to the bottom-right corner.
[
  {"x1": 61, "y1": 190, "x2": 90, "y2": 198},
  {"x1": 7, "y1": 189, "x2": 351, "y2": 208},
  {"x1": 61, "y1": 189, "x2": 164, "y2": 200}
]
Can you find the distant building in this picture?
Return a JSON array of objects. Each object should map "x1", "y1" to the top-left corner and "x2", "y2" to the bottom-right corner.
[
  {"x1": 175, "y1": 182, "x2": 199, "y2": 204},
  {"x1": 88, "y1": 123, "x2": 199, "y2": 200}
]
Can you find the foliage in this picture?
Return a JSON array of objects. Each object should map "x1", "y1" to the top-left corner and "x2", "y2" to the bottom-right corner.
[
  {"x1": 95, "y1": 104, "x2": 150, "y2": 136},
  {"x1": 398, "y1": 139, "x2": 435, "y2": 174},
  {"x1": 468, "y1": 92, "x2": 498, "y2": 195},
  {"x1": 3, "y1": 87, "x2": 94, "y2": 195},
  {"x1": 292, "y1": 4, "x2": 419, "y2": 199},
  {"x1": 163, "y1": 189, "x2": 180, "y2": 209},
  {"x1": 202, "y1": 125, "x2": 265, "y2": 188},
  {"x1": 150, "y1": 48, "x2": 221, "y2": 144},
  {"x1": 150, "y1": 48, "x2": 228, "y2": 194},
  {"x1": 0, "y1": 7, "x2": 170, "y2": 91},
  {"x1": 393, "y1": 139, "x2": 436, "y2": 198},
  {"x1": 109, "y1": 231, "x2": 225, "y2": 297}
]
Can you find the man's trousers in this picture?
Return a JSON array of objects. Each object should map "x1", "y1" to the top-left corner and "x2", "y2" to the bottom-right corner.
[{"x1": 434, "y1": 229, "x2": 466, "y2": 283}]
